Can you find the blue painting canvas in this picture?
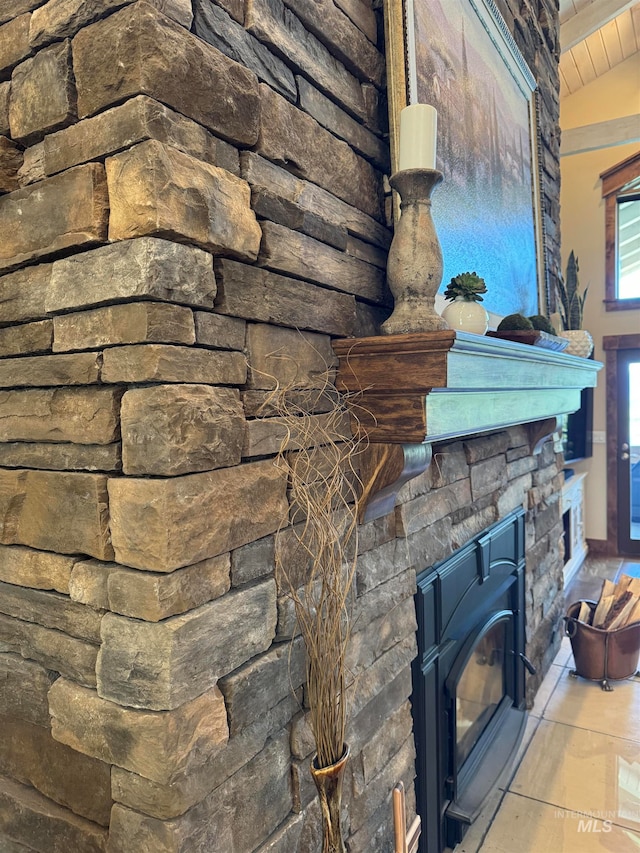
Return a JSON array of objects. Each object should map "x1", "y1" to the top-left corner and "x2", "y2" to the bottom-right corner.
[{"x1": 407, "y1": 0, "x2": 541, "y2": 317}]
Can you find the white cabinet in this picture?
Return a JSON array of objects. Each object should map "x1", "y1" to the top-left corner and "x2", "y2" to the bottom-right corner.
[{"x1": 562, "y1": 471, "x2": 588, "y2": 587}]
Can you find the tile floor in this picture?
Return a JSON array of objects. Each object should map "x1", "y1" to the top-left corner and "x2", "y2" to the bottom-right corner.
[{"x1": 450, "y1": 555, "x2": 640, "y2": 853}]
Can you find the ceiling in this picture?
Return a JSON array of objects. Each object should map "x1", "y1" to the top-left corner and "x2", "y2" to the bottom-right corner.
[{"x1": 559, "y1": 0, "x2": 640, "y2": 96}]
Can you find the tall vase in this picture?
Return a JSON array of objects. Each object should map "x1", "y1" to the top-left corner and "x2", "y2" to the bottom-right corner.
[
  {"x1": 309, "y1": 744, "x2": 350, "y2": 853},
  {"x1": 382, "y1": 169, "x2": 448, "y2": 335}
]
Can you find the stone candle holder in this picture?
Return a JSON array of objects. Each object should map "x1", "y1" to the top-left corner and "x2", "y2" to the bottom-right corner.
[{"x1": 382, "y1": 168, "x2": 448, "y2": 335}]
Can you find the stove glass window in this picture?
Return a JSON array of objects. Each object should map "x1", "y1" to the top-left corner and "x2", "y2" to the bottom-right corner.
[{"x1": 456, "y1": 620, "x2": 507, "y2": 767}]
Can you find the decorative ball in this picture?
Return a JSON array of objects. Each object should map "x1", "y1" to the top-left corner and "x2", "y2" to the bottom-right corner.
[
  {"x1": 528, "y1": 315, "x2": 557, "y2": 335},
  {"x1": 497, "y1": 313, "x2": 534, "y2": 331}
]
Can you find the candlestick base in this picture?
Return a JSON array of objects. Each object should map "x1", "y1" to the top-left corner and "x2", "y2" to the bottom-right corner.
[{"x1": 382, "y1": 168, "x2": 447, "y2": 335}]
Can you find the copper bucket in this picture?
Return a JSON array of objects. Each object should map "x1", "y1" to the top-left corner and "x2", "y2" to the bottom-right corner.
[{"x1": 564, "y1": 600, "x2": 640, "y2": 691}]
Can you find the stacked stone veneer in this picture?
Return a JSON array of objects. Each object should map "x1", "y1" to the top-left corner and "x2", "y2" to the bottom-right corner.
[{"x1": 0, "y1": 1, "x2": 563, "y2": 851}]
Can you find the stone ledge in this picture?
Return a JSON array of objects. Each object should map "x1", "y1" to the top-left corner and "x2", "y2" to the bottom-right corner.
[
  {"x1": 107, "y1": 460, "x2": 287, "y2": 573},
  {"x1": 0, "y1": 773, "x2": 108, "y2": 853},
  {"x1": 0, "y1": 714, "x2": 112, "y2": 826},
  {"x1": 0, "y1": 613, "x2": 99, "y2": 687},
  {"x1": 105, "y1": 140, "x2": 262, "y2": 261},
  {"x1": 96, "y1": 579, "x2": 277, "y2": 710},
  {"x1": 72, "y1": 2, "x2": 260, "y2": 145},
  {"x1": 49, "y1": 679, "x2": 228, "y2": 785},
  {"x1": 30, "y1": 0, "x2": 194, "y2": 50},
  {"x1": 0, "y1": 163, "x2": 108, "y2": 274},
  {"x1": 0, "y1": 469, "x2": 112, "y2": 560}
]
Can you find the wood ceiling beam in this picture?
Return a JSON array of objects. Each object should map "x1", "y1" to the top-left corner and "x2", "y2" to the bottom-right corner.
[
  {"x1": 560, "y1": 0, "x2": 637, "y2": 52},
  {"x1": 561, "y1": 114, "x2": 640, "y2": 156}
]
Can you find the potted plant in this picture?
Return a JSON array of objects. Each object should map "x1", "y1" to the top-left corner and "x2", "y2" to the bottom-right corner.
[
  {"x1": 556, "y1": 251, "x2": 593, "y2": 357},
  {"x1": 441, "y1": 271, "x2": 489, "y2": 334}
]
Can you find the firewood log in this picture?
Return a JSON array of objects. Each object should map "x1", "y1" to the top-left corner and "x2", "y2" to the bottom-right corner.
[
  {"x1": 604, "y1": 592, "x2": 636, "y2": 630},
  {"x1": 608, "y1": 578, "x2": 640, "y2": 627},
  {"x1": 593, "y1": 593, "x2": 615, "y2": 629},
  {"x1": 578, "y1": 601, "x2": 592, "y2": 624},
  {"x1": 581, "y1": 577, "x2": 640, "y2": 630},
  {"x1": 613, "y1": 575, "x2": 640, "y2": 597},
  {"x1": 625, "y1": 598, "x2": 640, "y2": 627}
]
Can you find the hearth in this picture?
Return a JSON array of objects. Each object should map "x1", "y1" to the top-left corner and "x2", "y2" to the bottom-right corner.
[{"x1": 412, "y1": 508, "x2": 533, "y2": 852}]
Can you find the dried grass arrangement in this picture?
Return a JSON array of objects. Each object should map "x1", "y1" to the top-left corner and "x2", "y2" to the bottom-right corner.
[
  {"x1": 260, "y1": 359, "x2": 366, "y2": 852},
  {"x1": 266, "y1": 377, "x2": 364, "y2": 766}
]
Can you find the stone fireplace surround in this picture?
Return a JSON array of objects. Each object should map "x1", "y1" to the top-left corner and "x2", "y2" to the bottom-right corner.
[
  {"x1": 0, "y1": 0, "x2": 574, "y2": 851},
  {"x1": 332, "y1": 328, "x2": 601, "y2": 852}
]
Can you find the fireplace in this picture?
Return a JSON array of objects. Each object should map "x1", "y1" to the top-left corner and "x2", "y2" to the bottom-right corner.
[
  {"x1": 333, "y1": 330, "x2": 601, "y2": 849},
  {"x1": 412, "y1": 508, "x2": 533, "y2": 852}
]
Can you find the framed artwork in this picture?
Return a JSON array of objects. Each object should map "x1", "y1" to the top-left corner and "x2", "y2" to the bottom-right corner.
[{"x1": 383, "y1": 0, "x2": 547, "y2": 318}]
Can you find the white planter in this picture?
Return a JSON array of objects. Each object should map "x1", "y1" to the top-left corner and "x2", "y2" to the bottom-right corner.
[
  {"x1": 558, "y1": 329, "x2": 593, "y2": 358},
  {"x1": 442, "y1": 298, "x2": 489, "y2": 335}
]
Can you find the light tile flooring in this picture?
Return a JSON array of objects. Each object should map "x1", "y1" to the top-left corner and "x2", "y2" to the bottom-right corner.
[{"x1": 451, "y1": 555, "x2": 640, "y2": 853}]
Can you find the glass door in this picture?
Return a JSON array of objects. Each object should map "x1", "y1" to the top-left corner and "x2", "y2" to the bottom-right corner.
[
  {"x1": 455, "y1": 619, "x2": 506, "y2": 768},
  {"x1": 617, "y1": 350, "x2": 640, "y2": 555}
]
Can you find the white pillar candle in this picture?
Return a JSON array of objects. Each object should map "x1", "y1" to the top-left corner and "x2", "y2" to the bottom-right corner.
[{"x1": 398, "y1": 104, "x2": 437, "y2": 171}]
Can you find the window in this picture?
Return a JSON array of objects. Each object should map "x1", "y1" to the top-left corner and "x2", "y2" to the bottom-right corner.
[
  {"x1": 617, "y1": 194, "x2": 640, "y2": 299},
  {"x1": 601, "y1": 151, "x2": 640, "y2": 311}
]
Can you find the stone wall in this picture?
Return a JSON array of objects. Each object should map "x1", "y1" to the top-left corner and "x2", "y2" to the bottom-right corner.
[{"x1": 0, "y1": 1, "x2": 563, "y2": 851}]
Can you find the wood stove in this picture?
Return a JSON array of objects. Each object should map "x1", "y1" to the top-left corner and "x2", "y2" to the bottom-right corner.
[{"x1": 412, "y1": 508, "x2": 534, "y2": 852}]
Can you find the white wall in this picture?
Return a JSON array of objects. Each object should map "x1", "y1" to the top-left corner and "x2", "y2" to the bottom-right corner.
[{"x1": 560, "y1": 53, "x2": 640, "y2": 542}]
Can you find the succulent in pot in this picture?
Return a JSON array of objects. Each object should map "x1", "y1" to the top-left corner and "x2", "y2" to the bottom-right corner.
[
  {"x1": 442, "y1": 271, "x2": 489, "y2": 334},
  {"x1": 443, "y1": 271, "x2": 487, "y2": 303}
]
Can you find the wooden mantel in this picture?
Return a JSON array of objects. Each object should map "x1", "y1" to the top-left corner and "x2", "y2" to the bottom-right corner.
[{"x1": 333, "y1": 331, "x2": 602, "y2": 520}]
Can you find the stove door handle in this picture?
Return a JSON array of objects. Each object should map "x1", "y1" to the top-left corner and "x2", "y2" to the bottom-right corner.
[{"x1": 519, "y1": 652, "x2": 537, "y2": 675}]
